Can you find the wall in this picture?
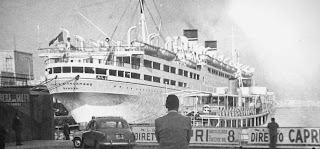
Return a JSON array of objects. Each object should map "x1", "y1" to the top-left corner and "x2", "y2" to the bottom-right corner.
[{"x1": 0, "y1": 86, "x2": 54, "y2": 142}]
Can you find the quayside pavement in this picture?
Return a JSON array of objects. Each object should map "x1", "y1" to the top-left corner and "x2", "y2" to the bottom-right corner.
[{"x1": 4, "y1": 140, "x2": 318, "y2": 149}]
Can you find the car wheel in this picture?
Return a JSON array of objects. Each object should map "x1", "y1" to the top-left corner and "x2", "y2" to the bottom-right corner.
[{"x1": 73, "y1": 137, "x2": 83, "y2": 148}]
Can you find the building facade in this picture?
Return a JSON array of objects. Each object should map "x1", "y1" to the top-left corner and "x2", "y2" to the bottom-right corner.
[{"x1": 0, "y1": 50, "x2": 34, "y2": 86}]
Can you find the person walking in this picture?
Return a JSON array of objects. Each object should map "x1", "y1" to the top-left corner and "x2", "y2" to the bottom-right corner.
[
  {"x1": 12, "y1": 113, "x2": 22, "y2": 146},
  {"x1": 63, "y1": 121, "x2": 70, "y2": 140},
  {"x1": 267, "y1": 117, "x2": 279, "y2": 149},
  {"x1": 155, "y1": 94, "x2": 192, "y2": 149}
]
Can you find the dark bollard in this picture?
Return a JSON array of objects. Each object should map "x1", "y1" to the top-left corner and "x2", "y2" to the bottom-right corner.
[{"x1": 239, "y1": 146, "x2": 243, "y2": 149}]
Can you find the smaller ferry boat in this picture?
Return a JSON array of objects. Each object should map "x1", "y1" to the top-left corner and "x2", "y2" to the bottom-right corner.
[{"x1": 166, "y1": 77, "x2": 275, "y2": 128}]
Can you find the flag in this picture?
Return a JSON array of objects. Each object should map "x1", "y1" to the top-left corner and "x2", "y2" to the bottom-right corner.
[{"x1": 49, "y1": 32, "x2": 63, "y2": 46}]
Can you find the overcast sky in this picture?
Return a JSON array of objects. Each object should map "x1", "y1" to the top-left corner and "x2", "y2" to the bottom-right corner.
[{"x1": 1, "y1": 0, "x2": 319, "y2": 100}]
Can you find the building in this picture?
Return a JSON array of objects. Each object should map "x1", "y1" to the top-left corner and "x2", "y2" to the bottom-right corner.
[{"x1": 0, "y1": 50, "x2": 34, "y2": 86}]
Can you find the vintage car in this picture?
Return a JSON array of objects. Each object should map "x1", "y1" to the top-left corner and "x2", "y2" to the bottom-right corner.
[
  {"x1": 82, "y1": 116, "x2": 136, "y2": 149},
  {"x1": 72, "y1": 130, "x2": 87, "y2": 148}
]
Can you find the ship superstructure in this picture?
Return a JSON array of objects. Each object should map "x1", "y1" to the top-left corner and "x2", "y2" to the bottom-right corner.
[{"x1": 39, "y1": 0, "x2": 262, "y2": 124}]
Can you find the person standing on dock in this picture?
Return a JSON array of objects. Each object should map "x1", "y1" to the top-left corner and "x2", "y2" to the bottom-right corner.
[
  {"x1": 267, "y1": 118, "x2": 279, "y2": 149},
  {"x1": 0, "y1": 124, "x2": 7, "y2": 149},
  {"x1": 12, "y1": 113, "x2": 23, "y2": 146},
  {"x1": 87, "y1": 116, "x2": 97, "y2": 131},
  {"x1": 155, "y1": 94, "x2": 192, "y2": 149},
  {"x1": 63, "y1": 120, "x2": 70, "y2": 140}
]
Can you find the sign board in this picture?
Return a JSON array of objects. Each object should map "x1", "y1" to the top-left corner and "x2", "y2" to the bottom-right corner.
[
  {"x1": 248, "y1": 128, "x2": 320, "y2": 145},
  {"x1": 0, "y1": 93, "x2": 30, "y2": 107},
  {"x1": 190, "y1": 127, "x2": 239, "y2": 144},
  {"x1": 132, "y1": 126, "x2": 239, "y2": 144}
]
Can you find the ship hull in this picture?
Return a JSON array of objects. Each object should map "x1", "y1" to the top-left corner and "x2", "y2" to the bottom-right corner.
[{"x1": 54, "y1": 92, "x2": 167, "y2": 123}]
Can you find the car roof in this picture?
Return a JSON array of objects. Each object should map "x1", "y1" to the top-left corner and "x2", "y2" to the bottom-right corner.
[{"x1": 95, "y1": 117, "x2": 127, "y2": 122}]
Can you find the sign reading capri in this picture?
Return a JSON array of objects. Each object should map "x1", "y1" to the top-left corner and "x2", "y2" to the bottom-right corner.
[
  {"x1": 248, "y1": 128, "x2": 320, "y2": 145},
  {"x1": 132, "y1": 126, "x2": 239, "y2": 144}
]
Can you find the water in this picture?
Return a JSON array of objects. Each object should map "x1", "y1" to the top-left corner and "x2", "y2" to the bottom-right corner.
[{"x1": 272, "y1": 99, "x2": 320, "y2": 127}]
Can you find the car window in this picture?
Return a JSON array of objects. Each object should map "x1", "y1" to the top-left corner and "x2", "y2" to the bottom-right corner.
[{"x1": 100, "y1": 121, "x2": 125, "y2": 128}]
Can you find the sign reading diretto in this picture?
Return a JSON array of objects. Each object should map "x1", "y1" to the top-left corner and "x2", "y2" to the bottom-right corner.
[{"x1": 248, "y1": 127, "x2": 320, "y2": 145}]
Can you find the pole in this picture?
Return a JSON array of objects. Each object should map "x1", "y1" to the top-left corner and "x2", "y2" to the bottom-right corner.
[{"x1": 75, "y1": 10, "x2": 116, "y2": 45}]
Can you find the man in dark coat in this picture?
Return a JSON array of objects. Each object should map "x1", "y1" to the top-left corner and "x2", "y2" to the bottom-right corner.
[
  {"x1": 87, "y1": 116, "x2": 97, "y2": 130},
  {"x1": 267, "y1": 117, "x2": 279, "y2": 149},
  {"x1": 0, "y1": 124, "x2": 7, "y2": 149},
  {"x1": 63, "y1": 120, "x2": 70, "y2": 140},
  {"x1": 12, "y1": 113, "x2": 22, "y2": 146},
  {"x1": 155, "y1": 94, "x2": 192, "y2": 149}
]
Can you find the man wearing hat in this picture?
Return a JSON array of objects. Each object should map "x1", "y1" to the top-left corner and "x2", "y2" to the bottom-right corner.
[{"x1": 155, "y1": 94, "x2": 192, "y2": 149}]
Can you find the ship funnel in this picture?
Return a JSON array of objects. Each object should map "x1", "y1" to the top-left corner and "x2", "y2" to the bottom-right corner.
[
  {"x1": 183, "y1": 29, "x2": 198, "y2": 41},
  {"x1": 205, "y1": 41, "x2": 217, "y2": 50},
  {"x1": 205, "y1": 40, "x2": 217, "y2": 58}
]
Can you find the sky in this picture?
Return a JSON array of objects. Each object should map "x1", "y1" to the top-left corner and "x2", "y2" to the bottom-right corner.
[{"x1": 0, "y1": 0, "x2": 319, "y2": 101}]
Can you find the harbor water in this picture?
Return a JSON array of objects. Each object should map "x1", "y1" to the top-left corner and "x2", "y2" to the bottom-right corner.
[{"x1": 273, "y1": 98, "x2": 320, "y2": 127}]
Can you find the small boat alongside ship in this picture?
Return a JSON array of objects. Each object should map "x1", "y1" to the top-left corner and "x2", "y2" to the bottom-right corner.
[{"x1": 38, "y1": 0, "x2": 275, "y2": 127}]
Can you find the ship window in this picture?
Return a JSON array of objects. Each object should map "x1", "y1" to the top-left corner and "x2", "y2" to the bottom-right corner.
[
  {"x1": 144, "y1": 60, "x2": 152, "y2": 68},
  {"x1": 131, "y1": 72, "x2": 140, "y2": 79},
  {"x1": 131, "y1": 57, "x2": 140, "y2": 69},
  {"x1": 202, "y1": 97, "x2": 209, "y2": 104},
  {"x1": 228, "y1": 96, "x2": 234, "y2": 107},
  {"x1": 184, "y1": 70, "x2": 188, "y2": 77},
  {"x1": 183, "y1": 83, "x2": 187, "y2": 88},
  {"x1": 197, "y1": 74, "x2": 199, "y2": 80},
  {"x1": 219, "y1": 96, "x2": 225, "y2": 106},
  {"x1": 178, "y1": 69, "x2": 183, "y2": 75},
  {"x1": 99, "y1": 59, "x2": 102, "y2": 64},
  {"x1": 86, "y1": 58, "x2": 93, "y2": 63},
  {"x1": 171, "y1": 67, "x2": 176, "y2": 74},
  {"x1": 46, "y1": 68, "x2": 52, "y2": 74},
  {"x1": 163, "y1": 78, "x2": 169, "y2": 84},
  {"x1": 125, "y1": 72, "x2": 130, "y2": 78},
  {"x1": 63, "y1": 67, "x2": 71, "y2": 73},
  {"x1": 170, "y1": 80, "x2": 176, "y2": 86},
  {"x1": 109, "y1": 69, "x2": 117, "y2": 76},
  {"x1": 123, "y1": 57, "x2": 130, "y2": 64},
  {"x1": 242, "y1": 79, "x2": 252, "y2": 87},
  {"x1": 118, "y1": 70, "x2": 124, "y2": 77},
  {"x1": 189, "y1": 72, "x2": 193, "y2": 78},
  {"x1": 197, "y1": 65, "x2": 201, "y2": 71},
  {"x1": 144, "y1": 75, "x2": 152, "y2": 81},
  {"x1": 96, "y1": 68, "x2": 107, "y2": 75},
  {"x1": 85, "y1": 67, "x2": 95, "y2": 74},
  {"x1": 163, "y1": 65, "x2": 169, "y2": 72},
  {"x1": 212, "y1": 96, "x2": 218, "y2": 104},
  {"x1": 72, "y1": 67, "x2": 83, "y2": 73},
  {"x1": 153, "y1": 62, "x2": 160, "y2": 70},
  {"x1": 194, "y1": 73, "x2": 197, "y2": 79},
  {"x1": 178, "y1": 82, "x2": 183, "y2": 87},
  {"x1": 53, "y1": 67, "x2": 61, "y2": 73},
  {"x1": 153, "y1": 76, "x2": 160, "y2": 83}
]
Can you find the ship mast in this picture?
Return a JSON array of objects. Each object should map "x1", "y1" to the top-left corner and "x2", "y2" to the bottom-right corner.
[{"x1": 139, "y1": 0, "x2": 148, "y2": 43}]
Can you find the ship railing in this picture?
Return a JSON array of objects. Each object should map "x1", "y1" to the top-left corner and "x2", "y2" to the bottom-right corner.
[{"x1": 39, "y1": 45, "x2": 145, "y2": 53}]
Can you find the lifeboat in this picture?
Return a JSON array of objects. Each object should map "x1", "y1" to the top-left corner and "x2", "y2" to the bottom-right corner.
[{"x1": 140, "y1": 42, "x2": 176, "y2": 61}]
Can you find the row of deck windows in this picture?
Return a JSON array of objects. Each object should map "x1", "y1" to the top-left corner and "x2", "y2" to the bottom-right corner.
[
  {"x1": 143, "y1": 60, "x2": 200, "y2": 80},
  {"x1": 208, "y1": 68, "x2": 232, "y2": 79},
  {"x1": 46, "y1": 67, "x2": 188, "y2": 87}
]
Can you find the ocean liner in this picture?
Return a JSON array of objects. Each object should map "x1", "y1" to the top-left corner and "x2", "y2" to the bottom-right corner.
[{"x1": 38, "y1": 0, "x2": 274, "y2": 125}]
